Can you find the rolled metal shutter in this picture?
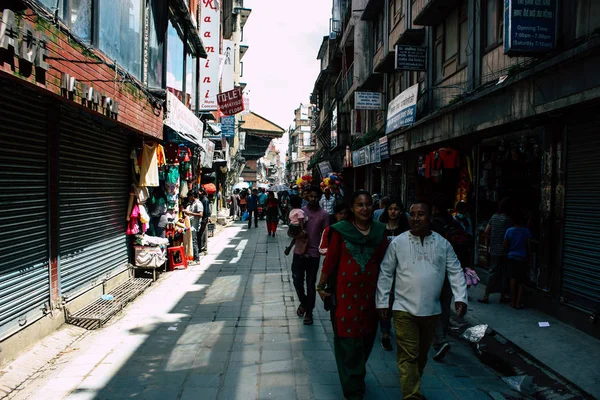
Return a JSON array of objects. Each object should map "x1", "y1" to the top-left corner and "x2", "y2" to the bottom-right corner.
[
  {"x1": 0, "y1": 79, "x2": 50, "y2": 338},
  {"x1": 562, "y1": 123, "x2": 600, "y2": 312},
  {"x1": 59, "y1": 107, "x2": 130, "y2": 297}
]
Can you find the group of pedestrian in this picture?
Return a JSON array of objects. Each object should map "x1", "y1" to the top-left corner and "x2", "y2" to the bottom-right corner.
[
  {"x1": 478, "y1": 197, "x2": 532, "y2": 309},
  {"x1": 283, "y1": 187, "x2": 468, "y2": 400}
]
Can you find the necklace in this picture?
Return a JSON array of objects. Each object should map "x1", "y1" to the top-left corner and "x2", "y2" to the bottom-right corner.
[
  {"x1": 353, "y1": 221, "x2": 371, "y2": 232},
  {"x1": 387, "y1": 222, "x2": 399, "y2": 235}
]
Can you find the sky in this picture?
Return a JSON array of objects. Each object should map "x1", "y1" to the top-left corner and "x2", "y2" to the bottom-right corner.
[{"x1": 242, "y1": 0, "x2": 332, "y2": 152}]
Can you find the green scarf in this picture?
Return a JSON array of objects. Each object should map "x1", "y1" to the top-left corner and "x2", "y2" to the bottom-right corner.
[{"x1": 330, "y1": 220, "x2": 386, "y2": 272}]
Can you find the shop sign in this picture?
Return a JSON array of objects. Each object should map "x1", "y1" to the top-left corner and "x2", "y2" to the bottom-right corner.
[
  {"x1": 395, "y1": 45, "x2": 427, "y2": 71},
  {"x1": 239, "y1": 131, "x2": 246, "y2": 150},
  {"x1": 202, "y1": 138, "x2": 215, "y2": 168},
  {"x1": 199, "y1": 0, "x2": 220, "y2": 110},
  {"x1": 221, "y1": 40, "x2": 234, "y2": 92},
  {"x1": 355, "y1": 92, "x2": 383, "y2": 110},
  {"x1": 379, "y1": 136, "x2": 390, "y2": 160},
  {"x1": 217, "y1": 87, "x2": 244, "y2": 115},
  {"x1": 221, "y1": 115, "x2": 235, "y2": 138},
  {"x1": 0, "y1": 9, "x2": 50, "y2": 76},
  {"x1": 504, "y1": 0, "x2": 558, "y2": 55},
  {"x1": 352, "y1": 150, "x2": 360, "y2": 167},
  {"x1": 390, "y1": 134, "x2": 405, "y2": 154},
  {"x1": 331, "y1": 106, "x2": 338, "y2": 148},
  {"x1": 318, "y1": 161, "x2": 332, "y2": 176},
  {"x1": 241, "y1": 91, "x2": 251, "y2": 115},
  {"x1": 165, "y1": 92, "x2": 203, "y2": 144},
  {"x1": 386, "y1": 84, "x2": 418, "y2": 134},
  {"x1": 59, "y1": 72, "x2": 120, "y2": 119},
  {"x1": 359, "y1": 147, "x2": 366, "y2": 165}
]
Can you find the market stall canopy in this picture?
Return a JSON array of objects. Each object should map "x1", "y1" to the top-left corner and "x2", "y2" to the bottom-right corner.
[{"x1": 165, "y1": 92, "x2": 204, "y2": 147}]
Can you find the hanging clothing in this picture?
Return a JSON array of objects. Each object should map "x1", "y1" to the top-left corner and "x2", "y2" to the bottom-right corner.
[
  {"x1": 139, "y1": 143, "x2": 165, "y2": 187},
  {"x1": 165, "y1": 165, "x2": 180, "y2": 209},
  {"x1": 165, "y1": 142, "x2": 179, "y2": 164}
]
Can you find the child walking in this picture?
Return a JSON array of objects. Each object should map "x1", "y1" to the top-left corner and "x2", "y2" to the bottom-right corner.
[
  {"x1": 503, "y1": 212, "x2": 532, "y2": 309},
  {"x1": 284, "y1": 195, "x2": 308, "y2": 255}
]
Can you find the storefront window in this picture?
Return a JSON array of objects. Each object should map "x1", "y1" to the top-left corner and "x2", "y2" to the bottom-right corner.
[
  {"x1": 186, "y1": 53, "x2": 197, "y2": 110},
  {"x1": 98, "y1": 0, "x2": 143, "y2": 79},
  {"x1": 148, "y1": 0, "x2": 167, "y2": 88},
  {"x1": 69, "y1": 0, "x2": 92, "y2": 42},
  {"x1": 167, "y1": 20, "x2": 184, "y2": 92}
]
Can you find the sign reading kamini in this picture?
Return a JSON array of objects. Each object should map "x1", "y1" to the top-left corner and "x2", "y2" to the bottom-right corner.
[{"x1": 199, "y1": 0, "x2": 220, "y2": 110}]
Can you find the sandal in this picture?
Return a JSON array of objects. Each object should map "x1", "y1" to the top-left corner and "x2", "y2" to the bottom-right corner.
[
  {"x1": 477, "y1": 298, "x2": 489, "y2": 304},
  {"x1": 500, "y1": 296, "x2": 512, "y2": 304},
  {"x1": 512, "y1": 304, "x2": 525, "y2": 309},
  {"x1": 303, "y1": 314, "x2": 313, "y2": 325},
  {"x1": 296, "y1": 305, "x2": 306, "y2": 317}
]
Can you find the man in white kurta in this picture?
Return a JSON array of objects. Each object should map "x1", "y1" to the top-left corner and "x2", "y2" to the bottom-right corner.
[{"x1": 376, "y1": 202, "x2": 467, "y2": 400}]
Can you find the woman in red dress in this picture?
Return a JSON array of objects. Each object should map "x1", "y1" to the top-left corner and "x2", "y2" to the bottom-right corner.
[
  {"x1": 317, "y1": 190, "x2": 389, "y2": 400},
  {"x1": 265, "y1": 191, "x2": 279, "y2": 236}
]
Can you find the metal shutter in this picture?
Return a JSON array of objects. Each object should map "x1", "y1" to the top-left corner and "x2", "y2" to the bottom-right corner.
[
  {"x1": 58, "y1": 107, "x2": 130, "y2": 297},
  {"x1": 0, "y1": 79, "x2": 50, "y2": 338},
  {"x1": 562, "y1": 124, "x2": 600, "y2": 312}
]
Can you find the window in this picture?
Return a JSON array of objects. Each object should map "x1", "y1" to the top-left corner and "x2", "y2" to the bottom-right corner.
[
  {"x1": 186, "y1": 53, "x2": 197, "y2": 110},
  {"x1": 375, "y1": 11, "x2": 384, "y2": 50},
  {"x1": 445, "y1": 8, "x2": 458, "y2": 59},
  {"x1": 434, "y1": 2, "x2": 470, "y2": 81},
  {"x1": 167, "y1": 20, "x2": 184, "y2": 92},
  {"x1": 395, "y1": 0, "x2": 403, "y2": 16},
  {"x1": 99, "y1": 0, "x2": 143, "y2": 79},
  {"x1": 389, "y1": 0, "x2": 395, "y2": 33},
  {"x1": 38, "y1": 0, "x2": 92, "y2": 42},
  {"x1": 148, "y1": 0, "x2": 167, "y2": 88},
  {"x1": 485, "y1": 0, "x2": 504, "y2": 48},
  {"x1": 303, "y1": 132, "x2": 312, "y2": 146}
]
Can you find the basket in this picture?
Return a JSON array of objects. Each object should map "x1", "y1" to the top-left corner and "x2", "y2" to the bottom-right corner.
[{"x1": 207, "y1": 223, "x2": 216, "y2": 237}]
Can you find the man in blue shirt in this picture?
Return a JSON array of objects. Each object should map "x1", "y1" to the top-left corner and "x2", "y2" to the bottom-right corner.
[
  {"x1": 247, "y1": 189, "x2": 259, "y2": 229},
  {"x1": 258, "y1": 188, "x2": 268, "y2": 206}
]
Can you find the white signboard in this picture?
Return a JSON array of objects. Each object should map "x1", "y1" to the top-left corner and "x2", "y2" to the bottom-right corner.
[
  {"x1": 202, "y1": 138, "x2": 215, "y2": 168},
  {"x1": 355, "y1": 92, "x2": 383, "y2": 110},
  {"x1": 386, "y1": 84, "x2": 418, "y2": 134},
  {"x1": 199, "y1": 0, "x2": 220, "y2": 110},
  {"x1": 221, "y1": 40, "x2": 234, "y2": 92},
  {"x1": 165, "y1": 92, "x2": 204, "y2": 145}
]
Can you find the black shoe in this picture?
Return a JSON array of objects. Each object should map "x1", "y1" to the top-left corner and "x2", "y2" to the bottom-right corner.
[
  {"x1": 433, "y1": 342, "x2": 451, "y2": 361},
  {"x1": 381, "y1": 337, "x2": 393, "y2": 351},
  {"x1": 303, "y1": 314, "x2": 313, "y2": 325}
]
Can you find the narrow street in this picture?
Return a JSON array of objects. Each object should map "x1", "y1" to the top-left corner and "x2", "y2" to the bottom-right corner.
[{"x1": 9, "y1": 222, "x2": 513, "y2": 400}]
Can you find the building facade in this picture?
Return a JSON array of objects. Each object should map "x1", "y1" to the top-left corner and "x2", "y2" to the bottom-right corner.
[
  {"x1": 310, "y1": 0, "x2": 600, "y2": 337},
  {"x1": 286, "y1": 103, "x2": 316, "y2": 182}
]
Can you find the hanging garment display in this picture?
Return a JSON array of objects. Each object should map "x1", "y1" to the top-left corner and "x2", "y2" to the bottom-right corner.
[
  {"x1": 165, "y1": 165, "x2": 180, "y2": 209},
  {"x1": 139, "y1": 142, "x2": 165, "y2": 187},
  {"x1": 165, "y1": 142, "x2": 180, "y2": 165}
]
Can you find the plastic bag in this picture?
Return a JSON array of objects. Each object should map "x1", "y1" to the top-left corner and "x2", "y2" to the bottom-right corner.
[
  {"x1": 241, "y1": 211, "x2": 249, "y2": 221},
  {"x1": 502, "y1": 375, "x2": 534, "y2": 394},
  {"x1": 461, "y1": 324, "x2": 488, "y2": 343}
]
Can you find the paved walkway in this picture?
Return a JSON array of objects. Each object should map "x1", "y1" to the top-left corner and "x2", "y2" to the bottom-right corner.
[{"x1": 9, "y1": 221, "x2": 514, "y2": 400}]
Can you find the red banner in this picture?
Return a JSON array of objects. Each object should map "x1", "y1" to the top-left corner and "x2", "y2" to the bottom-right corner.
[{"x1": 217, "y1": 87, "x2": 245, "y2": 116}]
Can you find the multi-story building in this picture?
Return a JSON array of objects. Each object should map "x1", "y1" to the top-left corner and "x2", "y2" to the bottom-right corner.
[
  {"x1": 0, "y1": 0, "x2": 205, "y2": 359},
  {"x1": 311, "y1": 0, "x2": 600, "y2": 338},
  {"x1": 287, "y1": 103, "x2": 316, "y2": 182},
  {"x1": 257, "y1": 142, "x2": 282, "y2": 185}
]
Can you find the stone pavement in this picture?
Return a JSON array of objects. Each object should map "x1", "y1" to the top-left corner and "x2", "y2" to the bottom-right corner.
[
  {"x1": 467, "y1": 284, "x2": 600, "y2": 398},
  {"x1": 7, "y1": 221, "x2": 516, "y2": 400}
]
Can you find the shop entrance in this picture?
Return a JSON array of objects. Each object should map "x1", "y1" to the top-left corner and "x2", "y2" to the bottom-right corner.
[
  {"x1": 0, "y1": 78, "x2": 51, "y2": 338},
  {"x1": 562, "y1": 122, "x2": 600, "y2": 312},
  {"x1": 475, "y1": 132, "x2": 542, "y2": 270}
]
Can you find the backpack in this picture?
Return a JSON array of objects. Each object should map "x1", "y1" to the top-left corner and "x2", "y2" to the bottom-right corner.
[{"x1": 434, "y1": 215, "x2": 468, "y2": 247}]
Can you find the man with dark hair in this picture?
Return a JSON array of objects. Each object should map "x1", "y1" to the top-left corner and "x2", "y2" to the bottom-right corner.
[
  {"x1": 184, "y1": 190, "x2": 203, "y2": 261},
  {"x1": 376, "y1": 201, "x2": 467, "y2": 400},
  {"x1": 292, "y1": 186, "x2": 329, "y2": 325},
  {"x1": 247, "y1": 188, "x2": 259, "y2": 229},
  {"x1": 199, "y1": 189, "x2": 211, "y2": 253}
]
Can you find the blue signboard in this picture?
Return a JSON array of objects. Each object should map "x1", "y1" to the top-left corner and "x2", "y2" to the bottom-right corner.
[
  {"x1": 504, "y1": 0, "x2": 557, "y2": 55},
  {"x1": 386, "y1": 84, "x2": 419, "y2": 134},
  {"x1": 221, "y1": 116, "x2": 235, "y2": 138}
]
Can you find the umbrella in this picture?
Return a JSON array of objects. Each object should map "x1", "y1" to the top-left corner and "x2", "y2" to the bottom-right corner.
[
  {"x1": 270, "y1": 184, "x2": 291, "y2": 192},
  {"x1": 257, "y1": 183, "x2": 270, "y2": 189},
  {"x1": 233, "y1": 182, "x2": 250, "y2": 190}
]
